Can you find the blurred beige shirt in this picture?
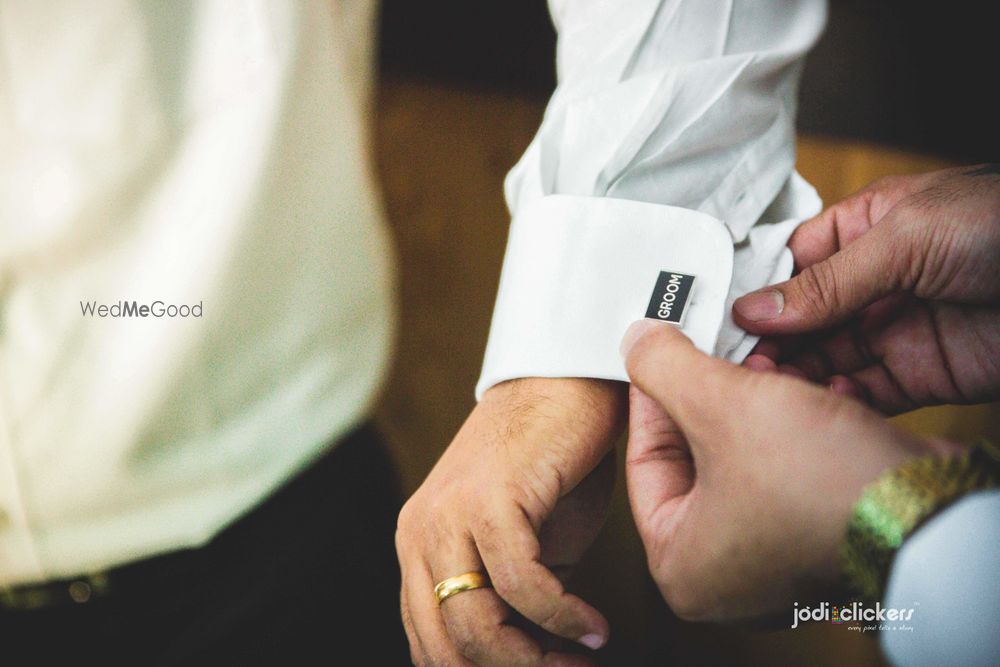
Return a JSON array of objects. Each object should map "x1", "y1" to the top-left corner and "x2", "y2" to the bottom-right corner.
[
  {"x1": 1, "y1": 0, "x2": 830, "y2": 590},
  {"x1": 0, "y1": 1, "x2": 395, "y2": 587}
]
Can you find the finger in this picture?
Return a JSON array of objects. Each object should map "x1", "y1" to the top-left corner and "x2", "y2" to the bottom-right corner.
[
  {"x1": 625, "y1": 386, "x2": 694, "y2": 546},
  {"x1": 773, "y1": 294, "x2": 918, "y2": 389},
  {"x1": 733, "y1": 216, "x2": 912, "y2": 335},
  {"x1": 440, "y1": 585, "x2": 547, "y2": 666},
  {"x1": 829, "y1": 374, "x2": 865, "y2": 401},
  {"x1": 441, "y1": 587, "x2": 596, "y2": 667},
  {"x1": 844, "y1": 364, "x2": 919, "y2": 416},
  {"x1": 405, "y1": 557, "x2": 475, "y2": 666},
  {"x1": 422, "y1": 534, "x2": 548, "y2": 667},
  {"x1": 780, "y1": 322, "x2": 876, "y2": 382},
  {"x1": 745, "y1": 336, "x2": 783, "y2": 362},
  {"x1": 786, "y1": 189, "x2": 880, "y2": 271},
  {"x1": 506, "y1": 613, "x2": 601, "y2": 667},
  {"x1": 473, "y1": 505, "x2": 609, "y2": 652},
  {"x1": 741, "y1": 335, "x2": 810, "y2": 370},
  {"x1": 775, "y1": 363, "x2": 808, "y2": 379},
  {"x1": 538, "y1": 453, "x2": 616, "y2": 574},
  {"x1": 620, "y1": 320, "x2": 752, "y2": 430},
  {"x1": 785, "y1": 175, "x2": 921, "y2": 271},
  {"x1": 742, "y1": 353, "x2": 777, "y2": 372}
]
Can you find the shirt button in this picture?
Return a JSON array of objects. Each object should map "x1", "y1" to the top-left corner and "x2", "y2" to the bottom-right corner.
[{"x1": 68, "y1": 580, "x2": 92, "y2": 604}]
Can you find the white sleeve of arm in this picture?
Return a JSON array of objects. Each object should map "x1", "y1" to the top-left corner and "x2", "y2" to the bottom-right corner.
[
  {"x1": 477, "y1": 0, "x2": 828, "y2": 399},
  {"x1": 881, "y1": 490, "x2": 1000, "y2": 667}
]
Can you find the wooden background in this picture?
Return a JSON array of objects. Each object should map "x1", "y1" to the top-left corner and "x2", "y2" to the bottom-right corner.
[{"x1": 372, "y1": 77, "x2": 997, "y2": 666}]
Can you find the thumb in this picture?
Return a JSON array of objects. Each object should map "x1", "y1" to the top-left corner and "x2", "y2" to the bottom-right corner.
[
  {"x1": 733, "y1": 217, "x2": 908, "y2": 335},
  {"x1": 625, "y1": 386, "x2": 693, "y2": 547},
  {"x1": 620, "y1": 320, "x2": 749, "y2": 431}
]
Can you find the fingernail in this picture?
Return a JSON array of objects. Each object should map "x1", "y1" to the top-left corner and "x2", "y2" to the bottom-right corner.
[
  {"x1": 734, "y1": 289, "x2": 784, "y2": 322},
  {"x1": 619, "y1": 319, "x2": 669, "y2": 358},
  {"x1": 579, "y1": 633, "x2": 606, "y2": 650}
]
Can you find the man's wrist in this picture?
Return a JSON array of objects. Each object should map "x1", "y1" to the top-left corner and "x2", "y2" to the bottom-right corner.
[{"x1": 481, "y1": 377, "x2": 628, "y2": 446}]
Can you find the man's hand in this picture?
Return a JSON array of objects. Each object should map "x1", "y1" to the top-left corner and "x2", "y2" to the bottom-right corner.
[
  {"x1": 620, "y1": 321, "x2": 945, "y2": 622},
  {"x1": 733, "y1": 165, "x2": 1000, "y2": 414},
  {"x1": 396, "y1": 377, "x2": 626, "y2": 666}
]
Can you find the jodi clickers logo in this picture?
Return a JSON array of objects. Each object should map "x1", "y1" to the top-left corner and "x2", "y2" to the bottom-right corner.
[
  {"x1": 80, "y1": 300, "x2": 203, "y2": 318},
  {"x1": 792, "y1": 601, "x2": 916, "y2": 630}
]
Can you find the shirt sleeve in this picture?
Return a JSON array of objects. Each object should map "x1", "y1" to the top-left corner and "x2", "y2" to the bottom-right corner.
[
  {"x1": 880, "y1": 490, "x2": 1000, "y2": 667},
  {"x1": 476, "y1": 0, "x2": 827, "y2": 398}
]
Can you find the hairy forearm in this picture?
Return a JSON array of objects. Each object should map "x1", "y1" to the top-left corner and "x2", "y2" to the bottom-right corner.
[
  {"x1": 481, "y1": 377, "x2": 628, "y2": 443},
  {"x1": 477, "y1": 377, "x2": 628, "y2": 496}
]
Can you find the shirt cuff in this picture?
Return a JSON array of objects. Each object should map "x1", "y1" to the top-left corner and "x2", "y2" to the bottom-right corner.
[{"x1": 476, "y1": 195, "x2": 734, "y2": 399}]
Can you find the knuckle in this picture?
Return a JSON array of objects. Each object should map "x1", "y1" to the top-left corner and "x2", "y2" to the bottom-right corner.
[
  {"x1": 889, "y1": 215, "x2": 933, "y2": 289},
  {"x1": 395, "y1": 503, "x2": 418, "y2": 548},
  {"x1": 794, "y1": 262, "x2": 841, "y2": 320},
  {"x1": 393, "y1": 527, "x2": 407, "y2": 556},
  {"x1": 487, "y1": 560, "x2": 523, "y2": 601},
  {"x1": 871, "y1": 174, "x2": 908, "y2": 198},
  {"x1": 422, "y1": 493, "x2": 453, "y2": 525},
  {"x1": 447, "y1": 619, "x2": 481, "y2": 660},
  {"x1": 397, "y1": 499, "x2": 418, "y2": 531},
  {"x1": 537, "y1": 602, "x2": 569, "y2": 633},
  {"x1": 871, "y1": 175, "x2": 897, "y2": 192},
  {"x1": 475, "y1": 512, "x2": 503, "y2": 553},
  {"x1": 396, "y1": 492, "x2": 460, "y2": 550}
]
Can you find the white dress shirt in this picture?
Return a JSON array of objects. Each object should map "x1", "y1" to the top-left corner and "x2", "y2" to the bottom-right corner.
[
  {"x1": 1, "y1": 0, "x2": 394, "y2": 587},
  {"x1": 477, "y1": 0, "x2": 827, "y2": 396}
]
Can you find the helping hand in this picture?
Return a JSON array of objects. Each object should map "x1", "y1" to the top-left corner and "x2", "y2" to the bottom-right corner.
[
  {"x1": 735, "y1": 165, "x2": 1000, "y2": 413},
  {"x1": 621, "y1": 321, "x2": 944, "y2": 622}
]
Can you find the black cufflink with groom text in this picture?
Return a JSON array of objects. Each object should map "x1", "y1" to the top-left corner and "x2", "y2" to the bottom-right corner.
[{"x1": 645, "y1": 271, "x2": 695, "y2": 325}]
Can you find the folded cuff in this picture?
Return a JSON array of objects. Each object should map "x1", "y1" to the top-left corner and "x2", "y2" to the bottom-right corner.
[{"x1": 476, "y1": 195, "x2": 734, "y2": 399}]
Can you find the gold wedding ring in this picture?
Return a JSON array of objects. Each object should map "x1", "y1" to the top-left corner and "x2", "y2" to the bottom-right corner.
[{"x1": 433, "y1": 572, "x2": 491, "y2": 604}]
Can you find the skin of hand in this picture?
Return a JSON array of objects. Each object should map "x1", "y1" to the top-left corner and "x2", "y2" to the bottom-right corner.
[
  {"x1": 396, "y1": 377, "x2": 627, "y2": 666},
  {"x1": 620, "y1": 320, "x2": 947, "y2": 623},
  {"x1": 733, "y1": 165, "x2": 1000, "y2": 414}
]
